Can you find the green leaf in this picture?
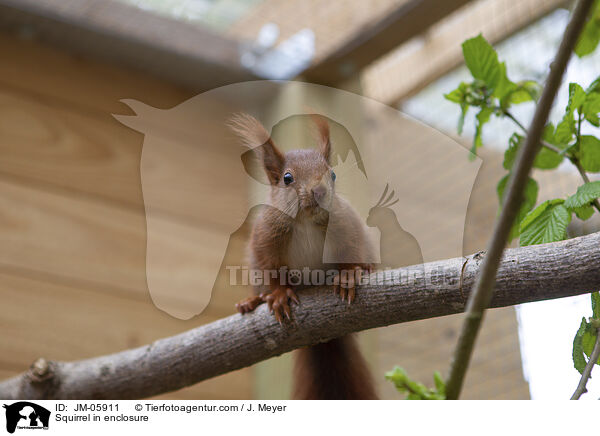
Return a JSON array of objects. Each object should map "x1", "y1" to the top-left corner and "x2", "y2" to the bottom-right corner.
[
  {"x1": 535, "y1": 124, "x2": 565, "y2": 169},
  {"x1": 582, "y1": 92, "x2": 600, "y2": 126},
  {"x1": 555, "y1": 117, "x2": 575, "y2": 145},
  {"x1": 433, "y1": 371, "x2": 445, "y2": 397},
  {"x1": 444, "y1": 89, "x2": 462, "y2": 103},
  {"x1": 587, "y1": 75, "x2": 600, "y2": 94},
  {"x1": 575, "y1": 0, "x2": 600, "y2": 57},
  {"x1": 494, "y1": 62, "x2": 516, "y2": 101},
  {"x1": 576, "y1": 24, "x2": 600, "y2": 57},
  {"x1": 497, "y1": 175, "x2": 538, "y2": 241},
  {"x1": 572, "y1": 204, "x2": 595, "y2": 221},
  {"x1": 503, "y1": 133, "x2": 521, "y2": 170},
  {"x1": 592, "y1": 292, "x2": 600, "y2": 320},
  {"x1": 501, "y1": 80, "x2": 542, "y2": 109},
  {"x1": 573, "y1": 317, "x2": 589, "y2": 374},
  {"x1": 582, "y1": 328, "x2": 600, "y2": 366},
  {"x1": 580, "y1": 135, "x2": 600, "y2": 172},
  {"x1": 535, "y1": 147, "x2": 564, "y2": 169},
  {"x1": 564, "y1": 181, "x2": 600, "y2": 208},
  {"x1": 445, "y1": 82, "x2": 471, "y2": 136},
  {"x1": 567, "y1": 83, "x2": 586, "y2": 115},
  {"x1": 458, "y1": 102, "x2": 468, "y2": 135},
  {"x1": 552, "y1": 83, "x2": 586, "y2": 147},
  {"x1": 519, "y1": 198, "x2": 562, "y2": 230},
  {"x1": 542, "y1": 122, "x2": 557, "y2": 145},
  {"x1": 444, "y1": 82, "x2": 468, "y2": 103},
  {"x1": 519, "y1": 200, "x2": 571, "y2": 246},
  {"x1": 503, "y1": 130, "x2": 563, "y2": 170},
  {"x1": 462, "y1": 34, "x2": 501, "y2": 90},
  {"x1": 472, "y1": 106, "x2": 493, "y2": 152}
]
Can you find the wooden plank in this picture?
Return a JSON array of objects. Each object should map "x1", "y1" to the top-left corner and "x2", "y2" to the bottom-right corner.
[
  {"x1": 0, "y1": 33, "x2": 192, "y2": 117},
  {"x1": 0, "y1": 272, "x2": 251, "y2": 399},
  {"x1": 363, "y1": 0, "x2": 568, "y2": 105},
  {"x1": 302, "y1": 0, "x2": 473, "y2": 85},
  {"x1": 0, "y1": 84, "x2": 255, "y2": 317},
  {"x1": 0, "y1": 86, "x2": 248, "y2": 230},
  {"x1": 0, "y1": 0, "x2": 256, "y2": 93},
  {"x1": 0, "y1": 176, "x2": 247, "y2": 315},
  {"x1": 0, "y1": 87, "x2": 145, "y2": 209},
  {"x1": 229, "y1": 0, "x2": 412, "y2": 65}
]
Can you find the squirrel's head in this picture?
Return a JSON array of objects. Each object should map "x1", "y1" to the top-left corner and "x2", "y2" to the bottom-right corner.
[{"x1": 230, "y1": 113, "x2": 336, "y2": 215}]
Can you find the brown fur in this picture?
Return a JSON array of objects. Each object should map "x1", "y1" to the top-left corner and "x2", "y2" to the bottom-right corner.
[
  {"x1": 293, "y1": 335, "x2": 377, "y2": 400},
  {"x1": 231, "y1": 113, "x2": 377, "y2": 400}
]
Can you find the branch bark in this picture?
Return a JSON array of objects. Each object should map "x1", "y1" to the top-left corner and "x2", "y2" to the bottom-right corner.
[
  {"x1": 0, "y1": 232, "x2": 599, "y2": 400},
  {"x1": 444, "y1": 0, "x2": 595, "y2": 400}
]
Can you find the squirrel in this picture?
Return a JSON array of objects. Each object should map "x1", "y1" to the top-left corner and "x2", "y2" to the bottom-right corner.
[{"x1": 230, "y1": 113, "x2": 377, "y2": 400}]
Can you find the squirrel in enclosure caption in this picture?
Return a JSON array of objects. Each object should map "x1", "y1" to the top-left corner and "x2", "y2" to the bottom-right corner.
[{"x1": 53, "y1": 402, "x2": 287, "y2": 423}]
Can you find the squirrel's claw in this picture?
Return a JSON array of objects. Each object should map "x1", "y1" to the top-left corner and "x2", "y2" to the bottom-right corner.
[
  {"x1": 235, "y1": 295, "x2": 264, "y2": 314},
  {"x1": 333, "y1": 265, "x2": 368, "y2": 305},
  {"x1": 262, "y1": 286, "x2": 297, "y2": 325},
  {"x1": 287, "y1": 287, "x2": 300, "y2": 305}
]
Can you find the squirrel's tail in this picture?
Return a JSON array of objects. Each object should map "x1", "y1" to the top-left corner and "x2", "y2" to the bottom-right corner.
[{"x1": 292, "y1": 334, "x2": 377, "y2": 399}]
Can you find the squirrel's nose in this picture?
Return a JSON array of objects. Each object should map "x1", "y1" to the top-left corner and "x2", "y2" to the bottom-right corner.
[{"x1": 312, "y1": 185, "x2": 327, "y2": 202}]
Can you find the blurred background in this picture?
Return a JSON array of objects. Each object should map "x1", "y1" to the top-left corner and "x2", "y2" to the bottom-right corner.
[{"x1": 0, "y1": 0, "x2": 599, "y2": 400}]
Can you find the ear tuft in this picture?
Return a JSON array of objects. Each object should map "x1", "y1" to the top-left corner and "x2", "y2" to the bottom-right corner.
[
  {"x1": 228, "y1": 113, "x2": 284, "y2": 185},
  {"x1": 310, "y1": 114, "x2": 331, "y2": 163},
  {"x1": 228, "y1": 113, "x2": 271, "y2": 148}
]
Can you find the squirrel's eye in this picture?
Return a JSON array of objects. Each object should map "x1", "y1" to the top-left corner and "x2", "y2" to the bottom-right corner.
[
  {"x1": 331, "y1": 171, "x2": 336, "y2": 182},
  {"x1": 283, "y1": 172, "x2": 294, "y2": 185}
]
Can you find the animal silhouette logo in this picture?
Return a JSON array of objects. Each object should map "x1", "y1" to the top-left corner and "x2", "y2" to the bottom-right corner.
[
  {"x1": 113, "y1": 80, "x2": 480, "y2": 319},
  {"x1": 366, "y1": 184, "x2": 423, "y2": 269},
  {"x1": 3, "y1": 402, "x2": 50, "y2": 433}
]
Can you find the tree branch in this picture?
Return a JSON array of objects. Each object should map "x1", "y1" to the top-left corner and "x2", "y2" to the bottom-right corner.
[
  {"x1": 570, "y1": 327, "x2": 600, "y2": 400},
  {"x1": 1, "y1": 232, "x2": 600, "y2": 400},
  {"x1": 444, "y1": 0, "x2": 595, "y2": 400}
]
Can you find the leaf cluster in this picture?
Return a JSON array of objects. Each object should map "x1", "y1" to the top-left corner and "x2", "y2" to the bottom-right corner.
[
  {"x1": 445, "y1": 34, "x2": 600, "y2": 246},
  {"x1": 573, "y1": 292, "x2": 600, "y2": 374},
  {"x1": 385, "y1": 367, "x2": 446, "y2": 400},
  {"x1": 443, "y1": 24, "x2": 600, "y2": 397}
]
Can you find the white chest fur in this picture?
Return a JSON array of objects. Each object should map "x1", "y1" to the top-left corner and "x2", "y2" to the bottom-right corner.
[{"x1": 286, "y1": 218, "x2": 326, "y2": 271}]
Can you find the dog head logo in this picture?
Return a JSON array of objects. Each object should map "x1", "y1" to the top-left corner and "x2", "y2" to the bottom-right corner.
[{"x1": 3, "y1": 402, "x2": 50, "y2": 433}]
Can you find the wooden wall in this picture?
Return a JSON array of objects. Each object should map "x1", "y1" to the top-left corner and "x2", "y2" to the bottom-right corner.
[
  {"x1": 0, "y1": 31, "x2": 253, "y2": 399},
  {"x1": 0, "y1": 28, "x2": 544, "y2": 400}
]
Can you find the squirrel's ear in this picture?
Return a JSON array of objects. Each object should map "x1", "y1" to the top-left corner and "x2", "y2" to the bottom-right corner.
[
  {"x1": 310, "y1": 114, "x2": 331, "y2": 163},
  {"x1": 229, "y1": 113, "x2": 284, "y2": 185}
]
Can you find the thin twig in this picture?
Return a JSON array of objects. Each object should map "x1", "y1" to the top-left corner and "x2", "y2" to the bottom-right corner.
[
  {"x1": 503, "y1": 110, "x2": 528, "y2": 133},
  {"x1": 504, "y1": 110, "x2": 582, "y2": 159},
  {"x1": 571, "y1": 327, "x2": 600, "y2": 400},
  {"x1": 540, "y1": 138, "x2": 568, "y2": 155},
  {"x1": 1, "y1": 232, "x2": 600, "y2": 400},
  {"x1": 444, "y1": 0, "x2": 596, "y2": 400}
]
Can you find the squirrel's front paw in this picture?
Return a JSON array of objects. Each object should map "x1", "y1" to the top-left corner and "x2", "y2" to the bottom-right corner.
[
  {"x1": 261, "y1": 286, "x2": 299, "y2": 325},
  {"x1": 333, "y1": 265, "x2": 371, "y2": 304},
  {"x1": 235, "y1": 295, "x2": 263, "y2": 314}
]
